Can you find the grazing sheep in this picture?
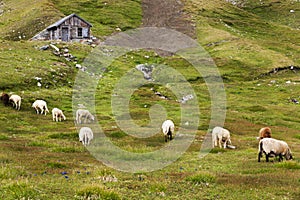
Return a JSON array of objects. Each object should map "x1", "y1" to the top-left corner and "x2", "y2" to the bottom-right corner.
[
  {"x1": 52, "y1": 108, "x2": 66, "y2": 122},
  {"x1": 257, "y1": 127, "x2": 272, "y2": 140},
  {"x1": 9, "y1": 94, "x2": 21, "y2": 110},
  {"x1": 258, "y1": 138, "x2": 293, "y2": 162},
  {"x1": 79, "y1": 127, "x2": 94, "y2": 146},
  {"x1": 162, "y1": 120, "x2": 175, "y2": 142},
  {"x1": 32, "y1": 100, "x2": 49, "y2": 115},
  {"x1": 212, "y1": 126, "x2": 232, "y2": 149},
  {"x1": 0, "y1": 93, "x2": 9, "y2": 106},
  {"x1": 76, "y1": 109, "x2": 94, "y2": 124}
]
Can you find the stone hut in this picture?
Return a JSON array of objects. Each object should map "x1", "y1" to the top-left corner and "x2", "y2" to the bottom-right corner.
[{"x1": 31, "y1": 13, "x2": 92, "y2": 42}]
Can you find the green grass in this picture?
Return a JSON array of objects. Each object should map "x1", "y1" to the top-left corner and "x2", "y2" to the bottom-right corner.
[{"x1": 0, "y1": 0, "x2": 300, "y2": 199}]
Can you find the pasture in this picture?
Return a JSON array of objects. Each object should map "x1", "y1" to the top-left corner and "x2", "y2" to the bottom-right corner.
[{"x1": 0, "y1": 0, "x2": 300, "y2": 199}]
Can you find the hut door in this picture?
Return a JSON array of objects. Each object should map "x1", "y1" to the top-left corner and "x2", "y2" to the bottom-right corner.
[{"x1": 62, "y1": 27, "x2": 69, "y2": 41}]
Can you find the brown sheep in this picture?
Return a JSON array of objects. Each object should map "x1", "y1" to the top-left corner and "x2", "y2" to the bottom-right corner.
[
  {"x1": 257, "y1": 127, "x2": 272, "y2": 140},
  {"x1": 0, "y1": 93, "x2": 9, "y2": 106}
]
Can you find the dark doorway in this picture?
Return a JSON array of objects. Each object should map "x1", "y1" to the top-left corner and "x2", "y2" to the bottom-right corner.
[{"x1": 62, "y1": 27, "x2": 69, "y2": 41}]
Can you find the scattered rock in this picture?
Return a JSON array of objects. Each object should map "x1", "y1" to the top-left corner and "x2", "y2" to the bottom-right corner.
[
  {"x1": 49, "y1": 44, "x2": 59, "y2": 52},
  {"x1": 136, "y1": 64, "x2": 155, "y2": 80},
  {"x1": 39, "y1": 45, "x2": 49, "y2": 50},
  {"x1": 179, "y1": 94, "x2": 194, "y2": 103}
]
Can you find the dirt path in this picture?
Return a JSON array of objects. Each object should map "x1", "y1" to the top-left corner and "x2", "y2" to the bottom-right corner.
[{"x1": 141, "y1": 0, "x2": 196, "y2": 39}]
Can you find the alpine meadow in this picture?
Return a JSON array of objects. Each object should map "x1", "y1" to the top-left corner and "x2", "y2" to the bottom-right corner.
[{"x1": 0, "y1": 0, "x2": 300, "y2": 199}]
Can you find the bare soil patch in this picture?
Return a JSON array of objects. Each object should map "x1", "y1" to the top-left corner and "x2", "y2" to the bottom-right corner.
[{"x1": 141, "y1": 0, "x2": 196, "y2": 39}]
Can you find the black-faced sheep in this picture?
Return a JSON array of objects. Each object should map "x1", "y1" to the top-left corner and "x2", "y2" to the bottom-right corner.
[
  {"x1": 32, "y1": 100, "x2": 49, "y2": 115},
  {"x1": 162, "y1": 119, "x2": 175, "y2": 142},
  {"x1": 79, "y1": 127, "x2": 94, "y2": 146},
  {"x1": 9, "y1": 94, "x2": 21, "y2": 110},
  {"x1": 75, "y1": 109, "x2": 94, "y2": 124},
  {"x1": 0, "y1": 93, "x2": 9, "y2": 106},
  {"x1": 212, "y1": 126, "x2": 232, "y2": 149},
  {"x1": 257, "y1": 127, "x2": 272, "y2": 140},
  {"x1": 258, "y1": 138, "x2": 293, "y2": 162},
  {"x1": 52, "y1": 108, "x2": 66, "y2": 122}
]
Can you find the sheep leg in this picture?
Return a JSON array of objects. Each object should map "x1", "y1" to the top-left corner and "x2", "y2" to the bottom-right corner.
[
  {"x1": 223, "y1": 139, "x2": 227, "y2": 149},
  {"x1": 218, "y1": 138, "x2": 222, "y2": 148},
  {"x1": 214, "y1": 137, "x2": 218, "y2": 147},
  {"x1": 168, "y1": 128, "x2": 173, "y2": 141},
  {"x1": 258, "y1": 152, "x2": 262, "y2": 162},
  {"x1": 165, "y1": 135, "x2": 168, "y2": 142},
  {"x1": 278, "y1": 154, "x2": 283, "y2": 162},
  {"x1": 266, "y1": 154, "x2": 270, "y2": 162}
]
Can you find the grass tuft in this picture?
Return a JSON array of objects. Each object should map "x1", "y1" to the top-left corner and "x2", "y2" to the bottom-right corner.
[
  {"x1": 75, "y1": 185, "x2": 120, "y2": 200},
  {"x1": 275, "y1": 161, "x2": 300, "y2": 170},
  {"x1": 186, "y1": 172, "x2": 216, "y2": 185},
  {"x1": 46, "y1": 162, "x2": 67, "y2": 169},
  {"x1": 0, "y1": 182, "x2": 38, "y2": 200}
]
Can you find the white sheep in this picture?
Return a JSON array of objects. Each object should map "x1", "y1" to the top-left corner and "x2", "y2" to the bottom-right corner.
[
  {"x1": 162, "y1": 119, "x2": 175, "y2": 142},
  {"x1": 32, "y1": 100, "x2": 49, "y2": 115},
  {"x1": 212, "y1": 126, "x2": 232, "y2": 149},
  {"x1": 79, "y1": 127, "x2": 94, "y2": 146},
  {"x1": 9, "y1": 94, "x2": 21, "y2": 110},
  {"x1": 258, "y1": 138, "x2": 293, "y2": 162},
  {"x1": 76, "y1": 109, "x2": 95, "y2": 124},
  {"x1": 52, "y1": 108, "x2": 66, "y2": 122}
]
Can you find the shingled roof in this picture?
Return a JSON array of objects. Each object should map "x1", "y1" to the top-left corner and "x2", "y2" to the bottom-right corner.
[{"x1": 46, "y1": 13, "x2": 93, "y2": 30}]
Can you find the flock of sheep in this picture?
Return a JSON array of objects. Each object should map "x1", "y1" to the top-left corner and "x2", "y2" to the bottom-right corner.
[
  {"x1": 1, "y1": 92, "x2": 94, "y2": 146},
  {"x1": 1, "y1": 92, "x2": 294, "y2": 162},
  {"x1": 163, "y1": 120, "x2": 293, "y2": 162}
]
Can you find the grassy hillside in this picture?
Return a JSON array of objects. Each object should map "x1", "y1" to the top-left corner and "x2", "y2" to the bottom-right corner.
[
  {"x1": 0, "y1": 0, "x2": 300, "y2": 199},
  {"x1": 0, "y1": 0, "x2": 142, "y2": 40}
]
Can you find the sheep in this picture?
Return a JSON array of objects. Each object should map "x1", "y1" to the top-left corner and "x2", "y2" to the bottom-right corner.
[
  {"x1": 32, "y1": 100, "x2": 49, "y2": 115},
  {"x1": 162, "y1": 119, "x2": 175, "y2": 142},
  {"x1": 258, "y1": 138, "x2": 293, "y2": 162},
  {"x1": 0, "y1": 93, "x2": 9, "y2": 106},
  {"x1": 79, "y1": 127, "x2": 94, "y2": 146},
  {"x1": 75, "y1": 109, "x2": 94, "y2": 124},
  {"x1": 52, "y1": 108, "x2": 66, "y2": 122},
  {"x1": 212, "y1": 126, "x2": 232, "y2": 149},
  {"x1": 257, "y1": 127, "x2": 272, "y2": 140},
  {"x1": 9, "y1": 94, "x2": 21, "y2": 110}
]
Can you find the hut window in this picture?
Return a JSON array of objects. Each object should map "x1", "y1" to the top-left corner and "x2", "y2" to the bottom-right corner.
[{"x1": 78, "y1": 27, "x2": 83, "y2": 37}]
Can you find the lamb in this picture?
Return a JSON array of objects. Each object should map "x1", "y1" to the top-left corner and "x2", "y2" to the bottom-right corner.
[
  {"x1": 79, "y1": 127, "x2": 94, "y2": 146},
  {"x1": 257, "y1": 127, "x2": 272, "y2": 140},
  {"x1": 52, "y1": 108, "x2": 66, "y2": 122},
  {"x1": 162, "y1": 119, "x2": 175, "y2": 142},
  {"x1": 212, "y1": 126, "x2": 232, "y2": 149},
  {"x1": 32, "y1": 100, "x2": 49, "y2": 115},
  {"x1": 75, "y1": 109, "x2": 95, "y2": 124},
  {"x1": 9, "y1": 94, "x2": 21, "y2": 110},
  {"x1": 0, "y1": 93, "x2": 9, "y2": 106},
  {"x1": 258, "y1": 138, "x2": 293, "y2": 162}
]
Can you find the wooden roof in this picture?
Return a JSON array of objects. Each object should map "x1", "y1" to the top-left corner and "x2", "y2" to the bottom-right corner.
[{"x1": 46, "y1": 13, "x2": 92, "y2": 30}]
